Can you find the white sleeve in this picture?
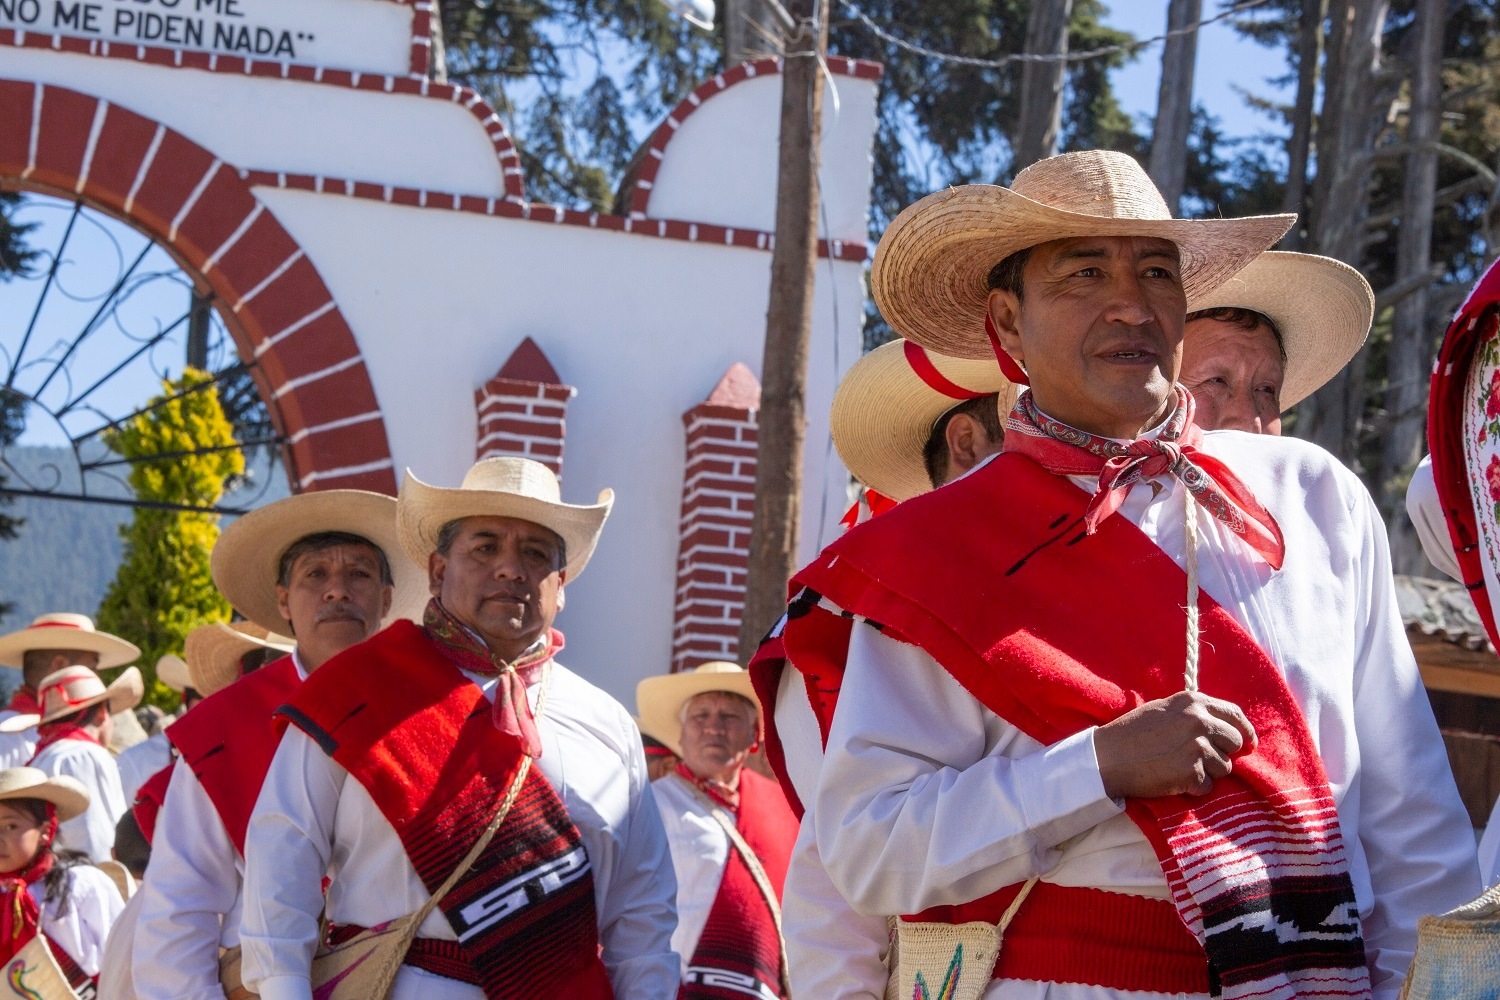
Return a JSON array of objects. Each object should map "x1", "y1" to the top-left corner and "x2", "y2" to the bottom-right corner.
[
  {"x1": 815, "y1": 625, "x2": 1123, "y2": 917},
  {"x1": 38, "y1": 865, "x2": 124, "y2": 977},
  {"x1": 783, "y1": 818, "x2": 889, "y2": 1000},
  {"x1": 48, "y1": 747, "x2": 126, "y2": 864},
  {"x1": 240, "y1": 729, "x2": 342, "y2": 1000},
  {"x1": 133, "y1": 764, "x2": 240, "y2": 1000},
  {"x1": 1478, "y1": 796, "x2": 1500, "y2": 887},
  {"x1": 1405, "y1": 455, "x2": 1463, "y2": 582},
  {"x1": 1351, "y1": 485, "x2": 1482, "y2": 997},
  {"x1": 596, "y1": 718, "x2": 681, "y2": 999}
]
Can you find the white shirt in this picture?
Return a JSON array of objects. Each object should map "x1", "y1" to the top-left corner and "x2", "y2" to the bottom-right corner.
[
  {"x1": 1406, "y1": 455, "x2": 1462, "y2": 581},
  {"x1": 0, "y1": 711, "x2": 37, "y2": 770},
  {"x1": 35, "y1": 863, "x2": 125, "y2": 977},
  {"x1": 811, "y1": 430, "x2": 1481, "y2": 1000},
  {"x1": 116, "y1": 731, "x2": 172, "y2": 807},
  {"x1": 98, "y1": 885, "x2": 146, "y2": 1000},
  {"x1": 33, "y1": 739, "x2": 126, "y2": 864},
  {"x1": 652, "y1": 772, "x2": 729, "y2": 974},
  {"x1": 131, "y1": 651, "x2": 309, "y2": 1000},
  {"x1": 241, "y1": 658, "x2": 680, "y2": 1000}
]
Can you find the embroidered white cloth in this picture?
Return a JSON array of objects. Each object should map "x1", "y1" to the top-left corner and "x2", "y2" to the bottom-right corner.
[
  {"x1": 32, "y1": 739, "x2": 126, "y2": 864},
  {"x1": 805, "y1": 431, "x2": 1479, "y2": 1000},
  {"x1": 653, "y1": 770, "x2": 730, "y2": 975},
  {"x1": 240, "y1": 659, "x2": 680, "y2": 1000}
]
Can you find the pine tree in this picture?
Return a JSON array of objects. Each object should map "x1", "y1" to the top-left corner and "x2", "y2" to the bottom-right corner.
[{"x1": 96, "y1": 369, "x2": 244, "y2": 707}]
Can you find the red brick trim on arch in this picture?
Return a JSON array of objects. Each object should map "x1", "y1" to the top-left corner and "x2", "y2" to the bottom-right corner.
[
  {"x1": 0, "y1": 78, "x2": 398, "y2": 495},
  {"x1": 627, "y1": 56, "x2": 884, "y2": 221}
]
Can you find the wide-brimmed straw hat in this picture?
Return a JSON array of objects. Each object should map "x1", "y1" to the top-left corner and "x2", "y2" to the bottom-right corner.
[
  {"x1": 211, "y1": 490, "x2": 427, "y2": 635},
  {"x1": 0, "y1": 767, "x2": 88, "y2": 821},
  {"x1": 155, "y1": 654, "x2": 191, "y2": 693},
  {"x1": 871, "y1": 150, "x2": 1296, "y2": 359},
  {"x1": 0, "y1": 665, "x2": 144, "y2": 732},
  {"x1": 398, "y1": 457, "x2": 614, "y2": 581},
  {"x1": 635, "y1": 661, "x2": 760, "y2": 757},
  {"x1": 832, "y1": 339, "x2": 1018, "y2": 503},
  {"x1": 184, "y1": 621, "x2": 295, "y2": 698},
  {"x1": 0, "y1": 614, "x2": 139, "y2": 670},
  {"x1": 1184, "y1": 251, "x2": 1373, "y2": 411}
]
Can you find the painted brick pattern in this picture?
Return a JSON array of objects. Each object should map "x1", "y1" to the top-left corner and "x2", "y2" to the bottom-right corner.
[
  {"x1": 474, "y1": 338, "x2": 576, "y2": 477},
  {"x1": 671, "y1": 364, "x2": 761, "y2": 673}
]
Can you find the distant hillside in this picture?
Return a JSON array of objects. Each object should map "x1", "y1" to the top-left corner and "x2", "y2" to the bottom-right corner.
[{"x1": 0, "y1": 446, "x2": 290, "y2": 630}]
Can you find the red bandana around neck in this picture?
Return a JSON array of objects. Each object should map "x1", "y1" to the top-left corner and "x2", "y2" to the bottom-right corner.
[
  {"x1": 674, "y1": 761, "x2": 741, "y2": 812},
  {"x1": 0, "y1": 811, "x2": 55, "y2": 967},
  {"x1": 1003, "y1": 385, "x2": 1285, "y2": 569},
  {"x1": 421, "y1": 599, "x2": 562, "y2": 759},
  {"x1": 29, "y1": 722, "x2": 103, "y2": 763},
  {"x1": 5, "y1": 688, "x2": 38, "y2": 717}
]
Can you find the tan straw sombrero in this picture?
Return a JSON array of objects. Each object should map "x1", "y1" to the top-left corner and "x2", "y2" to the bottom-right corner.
[
  {"x1": 833, "y1": 339, "x2": 1018, "y2": 503},
  {"x1": 635, "y1": 661, "x2": 760, "y2": 757},
  {"x1": 0, "y1": 665, "x2": 144, "y2": 732},
  {"x1": 0, "y1": 767, "x2": 88, "y2": 821},
  {"x1": 155, "y1": 654, "x2": 191, "y2": 693},
  {"x1": 184, "y1": 621, "x2": 295, "y2": 698},
  {"x1": 871, "y1": 150, "x2": 1296, "y2": 359},
  {"x1": 0, "y1": 613, "x2": 140, "y2": 670},
  {"x1": 398, "y1": 457, "x2": 614, "y2": 580},
  {"x1": 1184, "y1": 251, "x2": 1373, "y2": 411},
  {"x1": 211, "y1": 490, "x2": 427, "y2": 635}
]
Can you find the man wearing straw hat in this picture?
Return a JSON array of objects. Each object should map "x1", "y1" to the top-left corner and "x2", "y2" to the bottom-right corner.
[
  {"x1": 131, "y1": 490, "x2": 421, "y2": 1000},
  {"x1": 0, "y1": 614, "x2": 140, "y2": 771},
  {"x1": 0, "y1": 664, "x2": 143, "y2": 863},
  {"x1": 240, "y1": 456, "x2": 677, "y2": 1000},
  {"x1": 768, "y1": 150, "x2": 1475, "y2": 1000},
  {"x1": 637, "y1": 662, "x2": 798, "y2": 999}
]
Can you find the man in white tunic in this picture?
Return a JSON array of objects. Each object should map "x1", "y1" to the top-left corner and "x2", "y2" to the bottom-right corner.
[
  {"x1": 240, "y1": 457, "x2": 678, "y2": 1000},
  {"x1": 115, "y1": 652, "x2": 197, "y2": 806},
  {"x1": 638, "y1": 662, "x2": 798, "y2": 998},
  {"x1": 0, "y1": 664, "x2": 143, "y2": 863},
  {"x1": 131, "y1": 490, "x2": 421, "y2": 1000},
  {"x1": 771, "y1": 151, "x2": 1478, "y2": 1000},
  {"x1": 0, "y1": 614, "x2": 140, "y2": 771}
]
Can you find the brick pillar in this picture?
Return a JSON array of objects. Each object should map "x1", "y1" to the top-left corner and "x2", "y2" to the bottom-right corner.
[
  {"x1": 474, "y1": 337, "x2": 577, "y2": 477},
  {"x1": 671, "y1": 363, "x2": 761, "y2": 673}
]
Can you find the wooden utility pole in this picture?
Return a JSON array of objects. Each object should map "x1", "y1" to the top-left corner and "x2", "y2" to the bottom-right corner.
[
  {"x1": 737, "y1": 0, "x2": 827, "y2": 661},
  {"x1": 726, "y1": 0, "x2": 785, "y2": 63},
  {"x1": 1146, "y1": 0, "x2": 1201, "y2": 213},
  {"x1": 1280, "y1": 0, "x2": 1326, "y2": 250},
  {"x1": 1013, "y1": 0, "x2": 1073, "y2": 172}
]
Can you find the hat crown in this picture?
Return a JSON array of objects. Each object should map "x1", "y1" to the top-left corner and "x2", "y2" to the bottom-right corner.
[
  {"x1": 29, "y1": 613, "x2": 96, "y2": 633},
  {"x1": 689, "y1": 661, "x2": 744, "y2": 676},
  {"x1": 1011, "y1": 150, "x2": 1172, "y2": 222},
  {"x1": 38, "y1": 666, "x2": 106, "y2": 715},
  {"x1": 458, "y1": 457, "x2": 562, "y2": 505}
]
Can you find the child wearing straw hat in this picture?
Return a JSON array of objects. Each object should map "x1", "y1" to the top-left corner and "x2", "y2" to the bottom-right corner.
[{"x1": 0, "y1": 767, "x2": 124, "y2": 997}]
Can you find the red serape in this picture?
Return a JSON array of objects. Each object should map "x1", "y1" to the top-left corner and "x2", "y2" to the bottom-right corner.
[
  {"x1": 677, "y1": 765, "x2": 797, "y2": 1000},
  {"x1": 276, "y1": 620, "x2": 612, "y2": 1000},
  {"x1": 166, "y1": 655, "x2": 301, "y2": 856},
  {"x1": 132, "y1": 764, "x2": 174, "y2": 845},
  {"x1": 768, "y1": 451, "x2": 1370, "y2": 999}
]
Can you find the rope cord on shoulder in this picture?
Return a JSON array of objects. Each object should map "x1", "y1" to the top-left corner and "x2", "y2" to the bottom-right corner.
[{"x1": 1184, "y1": 488, "x2": 1201, "y2": 693}]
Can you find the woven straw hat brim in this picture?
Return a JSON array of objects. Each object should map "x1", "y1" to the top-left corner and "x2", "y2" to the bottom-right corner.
[
  {"x1": 0, "y1": 768, "x2": 89, "y2": 822},
  {"x1": 397, "y1": 472, "x2": 613, "y2": 582},
  {"x1": 635, "y1": 664, "x2": 759, "y2": 759},
  {"x1": 156, "y1": 654, "x2": 191, "y2": 693},
  {"x1": 184, "y1": 622, "x2": 295, "y2": 698},
  {"x1": 871, "y1": 184, "x2": 1296, "y2": 359},
  {"x1": 831, "y1": 340, "x2": 1018, "y2": 503},
  {"x1": 211, "y1": 491, "x2": 426, "y2": 636},
  {"x1": 0, "y1": 622, "x2": 139, "y2": 670},
  {"x1": 0, "y1": 666, "x2": 145, "y2": 732},
  {"x1": 1184, "y1": 251, "x2": 1373, "y2": 411}
]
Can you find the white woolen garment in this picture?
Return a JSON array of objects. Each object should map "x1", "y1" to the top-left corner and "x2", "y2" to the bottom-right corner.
[
  {"x1": 652, "y1": 771, "x2": 729, "y2": 975},
  {"x1": 0, "y1": 713, "x2": 37, "y2": 770},
  {"x1": 116, "y1": 731, "x2": 172, "y2": 808},
  {"x1": 813, "y1": 430, "x2": 1481, "y2": 1000},
  {"x1": 240, "y1": 659, "x2": 680, "y2": 1000},
  {"x1": 1405, "y1": 455, "x2": 1462, "y2": 582},
  {"x1": 34, "y1": 863, "x2": 124, "y2": 977},
  {"x1": 32, "y1": 739, "x2": 126, "y2": 864}
]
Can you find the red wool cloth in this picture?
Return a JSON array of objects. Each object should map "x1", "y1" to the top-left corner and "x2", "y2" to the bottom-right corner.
[
  {"x1": 764, "y1": 452, "x2": 1370, "y2": 999},
  {"x1": 677, "y1": 767, "x2": 797, "y2": 1000},
  {"x1": 132, "y1": 763, "x2": 174, "y2": 845},
  {"x1": 276, "y1": 620, "x2": 611, "y2": 1000},
  {"x1": 166, "y1": 655, "x2": 302, "y2": 856}
]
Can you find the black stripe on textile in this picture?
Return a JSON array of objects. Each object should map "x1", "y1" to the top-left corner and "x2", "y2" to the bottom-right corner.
[{"x1": 1202, "y1": 874, "x2": 1367, "y2": 990}]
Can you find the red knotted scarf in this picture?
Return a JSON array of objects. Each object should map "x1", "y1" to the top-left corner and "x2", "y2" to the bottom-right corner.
[
  {"x1": 28, "y1": 722, "x2": 103, "y2": 764},
  {"x1": 1003, "y1": 385, "x2": 1286, "y2": 569},
  {"x1": 0, "y1": 808, "x2": 55, "y2": 967},
  {"x1": 4, "y1": 688, "x2": 38, "y2": 717}
]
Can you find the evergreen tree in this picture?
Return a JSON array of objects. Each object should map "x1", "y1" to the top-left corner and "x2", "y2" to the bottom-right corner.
[{"x1": 96, "y1": 369, "x2": 244, "y2": 708}]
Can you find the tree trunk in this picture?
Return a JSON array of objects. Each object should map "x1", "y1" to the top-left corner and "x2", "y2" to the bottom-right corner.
[
  {"x1": 737, "y1": 0, "x2": 827, "y2": 661},
  {"x1": 1293, "y1": 0, "x2": 1390, "y2": 465},
  {"x1": 1147, "y1": 0, "x2": 1201, "y2": 212},
  {"x1": 1013, "y1": 0, "x2": 1074, "y2": 171},
  {"x1": 726, "y1": 0, "x2": 784, "y2": 64},
  {"x1": 428, "y1": 2, "x2": 448, "y2": 83},
  {"x1": 1380, "y1": 0, "x2": 1443, "y2": 575},
  {"x1": 1280, "y1": 0, "x2": 1326, "y2": 250}
]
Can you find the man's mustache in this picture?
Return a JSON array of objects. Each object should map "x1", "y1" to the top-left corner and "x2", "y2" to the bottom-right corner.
[{"x1": 315, "y1": 602, "x2": 368, "y2": 625}]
